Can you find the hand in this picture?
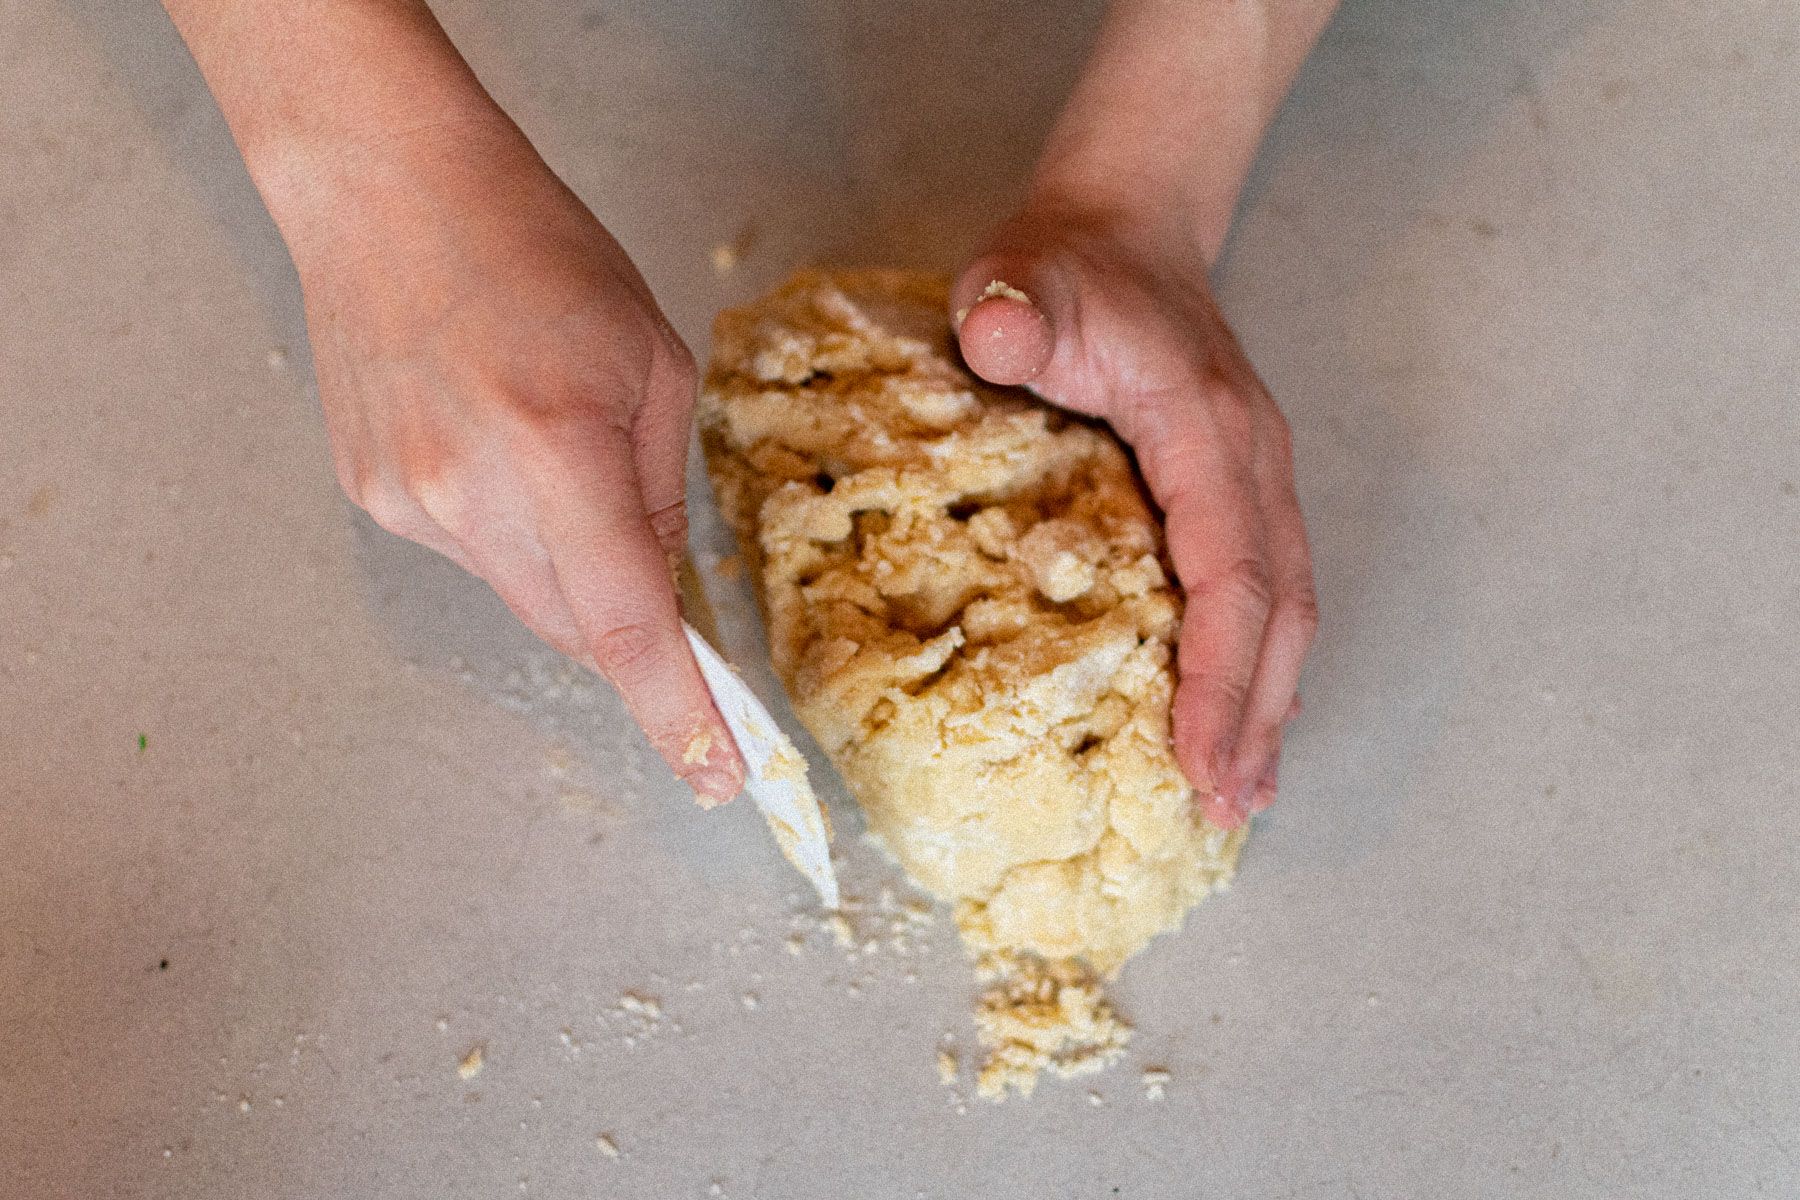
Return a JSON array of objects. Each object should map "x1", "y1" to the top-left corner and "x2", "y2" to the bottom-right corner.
[
  {"x1": 953, "y1": 202, "x2": 1317, "y2": 828},
  {"x1": 286, "y1": 120, "x2": 744, "y2": 804}
]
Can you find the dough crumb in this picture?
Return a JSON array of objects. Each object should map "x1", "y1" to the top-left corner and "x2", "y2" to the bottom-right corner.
[
  {"x1": 617, "y1": 992, "x2": 661, "y2": 1018},
  {"x1": 1141, "y1": 1066, "x2": 1170, "y2": 1101},
  {"x1": 980, "y1": 279, "x2": 1032, "y2": 304},
  {"x1": 682, "y1": 727, "x2": 714, "y2": 767},
  {"x1": 936, "y1": 1048, "x2": 959, "y2": 1086},
  {"x1": 710, "y1": 219, "x2": 758, "y2": 278},
  {"x1": 457, "y1": 1045, "x2": 485, "y2": 1080},
  {"x1": 613, "y1": 992, "x2": 669, "y2": 1041},
  {"x1": 972, "y1": 952, "x2": 1131, "y2": 1101},
  {"x1": 594, "y1": 1133, "x2": 621, "y2": 1159}
]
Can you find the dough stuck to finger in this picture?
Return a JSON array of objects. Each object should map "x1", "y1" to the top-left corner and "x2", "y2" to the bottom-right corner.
[
  {"x1": 699, "y1": 269, "x2": 1245, "y2": 1098},
  {"x1": 955, "y1": 288, "x2": 1054, "y2": 386}
]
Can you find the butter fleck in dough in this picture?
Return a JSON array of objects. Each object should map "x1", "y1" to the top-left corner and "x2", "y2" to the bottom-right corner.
[{"x1": 700, "y1": 270, "x2": 1246, "y2": 1094}]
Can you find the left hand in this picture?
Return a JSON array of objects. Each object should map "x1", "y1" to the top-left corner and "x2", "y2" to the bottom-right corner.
[{"x1": 953, "y1": 201, "x2": 1318, "y2": 829}]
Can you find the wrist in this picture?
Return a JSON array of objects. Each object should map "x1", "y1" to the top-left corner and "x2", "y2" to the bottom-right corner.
[
  {"x1": 1034, "y1": 0, "x2": 1333, "y2": 264},
  {"x1": 251, "y1": 105, "x2": 532, "y2": 268},
  {"x1": 1024, "y1": 153, "x2": 1237, "y2": 271}
]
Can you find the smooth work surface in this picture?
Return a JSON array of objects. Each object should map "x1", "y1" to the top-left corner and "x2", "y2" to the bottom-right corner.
[{"x1": 3, "y1": 1, "x2": 1797, "y2": 1196}]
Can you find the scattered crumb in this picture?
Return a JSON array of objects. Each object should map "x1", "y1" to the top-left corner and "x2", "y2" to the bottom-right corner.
[
  {"x1": 682, "y1": 726, "x2": 715, "y2": 767},
  {"x1": 712, "y1": 553, "x2": 744, "y2": 580},
  {"x1": 709, "y1": 1184, "x2": 726, "y2": 1197},
  {"x1": 458, "y1": 1045, "x2": 486, "y2": 1080},
  {"x1": 618, "y1": 993, "x2": 661, "y2": 1019},
  {"x1": 435, "y1": 1017, "x2": 448, "y2": 1033},
  {"x1": 237, "y1": 1097, "x2": 251, "y2": 1114},
  {"x1": 266, "y1": 346, "x2": 289, "y2": 370},
  {"x1": 972, "y1": 953, "x2": 1132, "y2": 1101},
  {"x1": 825, "y1": 913, "x2": 854, "y2": 949},
  {"x1": 1141, "y1": 1067, "x2": 1170, "y2": 1101},
  {"x1": 709, "y1": 219, "x2": 759, "y2": 278},
  {"x1": 936, "y1": 1049, "x2": 958, "y2": 1086},
  {"x1": 740, "y1": 992, "x2": 760, "y2": 1011},
  {"x1": 595, "y1": 1133, "x2": 621, "y2": 1159},
  {"x1": 613, "y1": 992, "x2": 668, "y2": 1042},
  {"x1": 785, "y1": 933, "x2": 805, "y2": 956},
  {"x1": 1088, "y1": 1090, "x2": 1105, "y2": 1107}
]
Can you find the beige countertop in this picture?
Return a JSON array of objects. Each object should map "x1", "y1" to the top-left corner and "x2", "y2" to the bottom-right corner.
[{"x1": 4, "y1": 1, "x2": 1796, "y2": 1196}]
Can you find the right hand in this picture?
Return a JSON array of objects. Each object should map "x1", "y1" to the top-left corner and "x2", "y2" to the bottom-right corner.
[{"x1": 282, "y1": 117, "x2": 744, "y2": 805}]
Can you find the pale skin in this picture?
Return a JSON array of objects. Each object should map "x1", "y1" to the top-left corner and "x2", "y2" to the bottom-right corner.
[{"x1": 160, "y1": 0, "x2": 1334, "y2": 825}]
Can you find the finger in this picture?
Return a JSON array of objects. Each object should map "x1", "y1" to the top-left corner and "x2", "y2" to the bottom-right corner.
[
  {"x1": 951, "y1": 253, "x2": 1071, "y2": 388},
  {"x1": 1127, "y1": 388, "x2": 1272, "y2": 823},
  {"x1": 410, "y1": 470, "x2": 592, "y2": 659},
  {"x1": 1220, "y1": 424, "x2": 1319, "y2": 811},
  {"x1": 955, "y1": 287, "x2": 1055, "y2": 385},
  {"x1": 463, "y1": 531, "x2": 591, "y2": 664},
  {"x1": 360, "y1": 476, "x2": 482, "y2": 576},
  {"x1": 529, "y1": 426, "x2": 745, "y2": 806},
  {"x1": 1250, "y1": 749, "x2": 1279, "y2": 814},
  {"x1": 627, "y1": 340, "x2": 698, "y2": 557}
]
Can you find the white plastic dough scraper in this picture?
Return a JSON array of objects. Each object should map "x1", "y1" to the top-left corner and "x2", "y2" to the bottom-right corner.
[{"x1": 682, "y1": 621, "x2": 840, "y2": 910}]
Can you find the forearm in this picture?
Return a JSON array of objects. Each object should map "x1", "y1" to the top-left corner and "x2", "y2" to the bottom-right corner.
[
  {"x1": 1035, "y1": 0, "x2": 1339, "y2": 262},
  {"x1": 159, "y1": 0, "x2": 526, "y2": 248}
]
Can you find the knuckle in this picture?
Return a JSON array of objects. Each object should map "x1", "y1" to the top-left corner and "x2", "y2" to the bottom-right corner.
[
  {"x1": 589, "y1": 620, "x2": 663, "y2": 681},
  {"x1": 1209, "y1": 555, "x2": 1274, "y2": 619},
  {"x1": 358, "y1": 484, "x2": 416, "y2": 537},
  {"x1": 1280, "y1": 585, "x2": 1322, "y2": 641},
  {"x1": 412, "y1": 478, "x2": 476, "y2": 541},
  {"x1": 1262, "y1": 409, "x2": 1296, "y2": 464},
  {"x1": 659, "y1": 336, "x2": 698, "y2": 389},
  {"x1": 1177, "y1": 651, "x2": 1253, "y2": 716},
  {"x1": 646, "y1": 501, "x2": 689, "y2": 550},
  {"x1": 1195, "y1": 671, "x2": 1253, "y2": 718}
]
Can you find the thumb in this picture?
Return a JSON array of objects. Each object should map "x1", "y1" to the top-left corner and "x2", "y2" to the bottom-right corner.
[{"x1": 951, "y1": 255, "x2": 1066, "y2": 388}]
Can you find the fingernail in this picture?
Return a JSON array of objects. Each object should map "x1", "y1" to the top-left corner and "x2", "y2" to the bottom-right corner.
[
  {"x1": 1229, "y1": 775, "x2": 1259, "y2": 818},
  {"x1": 1202, "y1": 791, "x2": 1245, "y2": 830},
  {"x1": 1250, "y1": 761, "x2": 1279, "y2": 813},
  {"x1": 684, "y1": 765, "x2": 740, "y2": 809}
]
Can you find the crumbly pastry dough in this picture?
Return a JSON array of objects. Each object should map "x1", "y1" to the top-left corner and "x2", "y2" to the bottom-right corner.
[{"x1": 701, "y1": 269, "x2": 1246, "y2": 1094}]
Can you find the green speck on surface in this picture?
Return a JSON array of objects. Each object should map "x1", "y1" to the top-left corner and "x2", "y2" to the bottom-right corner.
[{"x1": 137, "y1": 733, "x2": 148, "y2": 752}]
